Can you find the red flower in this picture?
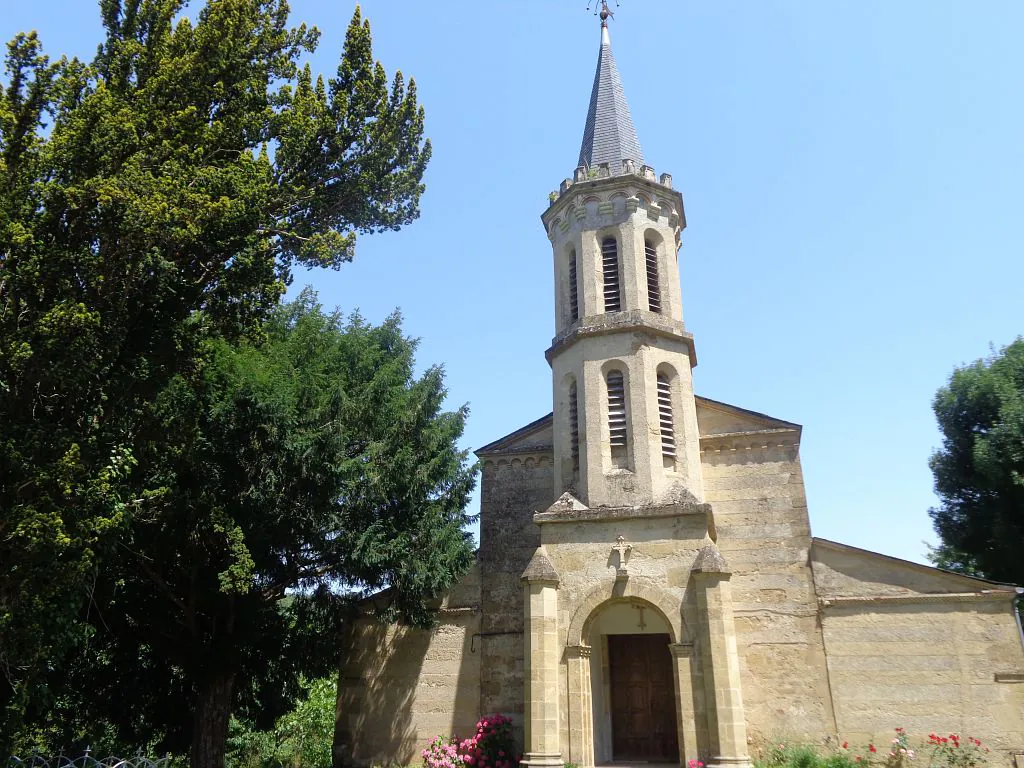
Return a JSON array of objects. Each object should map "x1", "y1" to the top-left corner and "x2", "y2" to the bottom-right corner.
[
  {"x1": 842, "y1": 742, "x2": 849, "y2": 750},
  {"x1": 869, "y1": 745, "x2": 877, "y2": 753}
]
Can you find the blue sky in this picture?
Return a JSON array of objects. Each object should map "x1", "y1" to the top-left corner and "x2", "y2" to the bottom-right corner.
[{"x1": 5, "y1": 0, "x2": 1023, "y2": 564}]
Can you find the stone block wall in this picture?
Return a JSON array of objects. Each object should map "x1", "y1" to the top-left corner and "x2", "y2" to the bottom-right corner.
[
  {"x1": 812, "y1": 540, "x2": 1024, "y2": 765},
  {"x1": 700, "y1": 440, "x2": 838, "y2": 745},
  {"x1": 478, "y1": 456, "x2": 555, "y2": 724},
  {"x1": 334, "y1": 567, "x2": 482, "y2": 766},
  {"x1": 819, "y1": 600, "x2": 1024, "y2": 760}
]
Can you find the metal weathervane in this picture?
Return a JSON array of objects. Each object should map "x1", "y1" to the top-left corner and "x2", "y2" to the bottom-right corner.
[{"x1": 586, "y1": 0, "x2": 621, "y2": 25}]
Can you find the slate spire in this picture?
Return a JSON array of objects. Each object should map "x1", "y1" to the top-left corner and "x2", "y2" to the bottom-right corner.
[{"x1": 578, "y1": 15, "x2": 645, "y2": 171}]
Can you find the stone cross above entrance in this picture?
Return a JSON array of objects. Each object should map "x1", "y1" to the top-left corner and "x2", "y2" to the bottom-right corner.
[{"x1": 612, "y1": 535, "x2": 632, "y2": 580}]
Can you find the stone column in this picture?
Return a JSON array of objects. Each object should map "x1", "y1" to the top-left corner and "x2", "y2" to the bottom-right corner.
[
  {"x1": 566, "y1": 645, "x2": 594, "y2": 768},
  {"x1": 692, "y1": 544, "x2": 752, "y2": 768},
  {"x1": 669, "y1": 642, "x2": 700, "y2": 767},
  {"x1": 522, "y1": 548, "x2": 563, "y2": 768}
]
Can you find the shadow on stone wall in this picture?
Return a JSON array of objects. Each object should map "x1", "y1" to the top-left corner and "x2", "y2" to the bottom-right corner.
[{"x1": 333, "y1": 609, "x2": 482, "y2": 768}]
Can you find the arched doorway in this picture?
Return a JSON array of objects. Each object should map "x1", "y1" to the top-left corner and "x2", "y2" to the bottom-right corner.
[{"x1": 586, "y1": 599, "x2": 678, "y2": 764}]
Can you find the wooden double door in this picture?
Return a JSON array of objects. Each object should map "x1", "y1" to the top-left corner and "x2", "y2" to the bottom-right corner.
[{"x1": 608, "y1": 633, "x2": 679, "y2": 762}]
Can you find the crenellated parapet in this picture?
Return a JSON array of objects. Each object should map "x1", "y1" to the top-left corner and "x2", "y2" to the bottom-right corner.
[{"x1": 545, "y1": 162, "x2": 685, "y2": 246}]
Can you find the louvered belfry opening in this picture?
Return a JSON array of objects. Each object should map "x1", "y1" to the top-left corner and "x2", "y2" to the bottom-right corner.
[
  {"x1": 657, "y1": 372, "x2": 676, "y2": 468},
  {"x1": 569, "y1": 379, "x2": 580, "y2": 476},
  {"x1": 602, "y1": 237, "x2": 621, "y2": 312},
  {"x1": 607, "y1": 370, "x2": 629, "y2": 468},
  {"x1": 569, "y1": 249, "x2": 580, "y2": 323},
  {"x1": 645, "y1": 240, "x2": 662, "y2": 313}
]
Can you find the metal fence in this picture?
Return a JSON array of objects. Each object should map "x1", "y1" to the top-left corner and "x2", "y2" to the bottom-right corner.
[{"x1": 7, "y1": 754, "x2": 173, "y2": 768}]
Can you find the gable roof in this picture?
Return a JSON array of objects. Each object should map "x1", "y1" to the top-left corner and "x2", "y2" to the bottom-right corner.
[
  {"x1": 475, "y1": 396, "x2": 803, "y2": 458},
  {"x1": 812, "y1": 537, "x2": 1018, "y2": 592},
  {"x1": 475, "y1": 413, "x2": 553, "y2": 457},
  {"x1": 695, "y1": 395, "x2": 802, "y2": 433}
]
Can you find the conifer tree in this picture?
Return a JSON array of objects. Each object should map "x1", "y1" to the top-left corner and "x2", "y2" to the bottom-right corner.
[
  {"x1": 0, "y1": 1, "x2": 432, "y2": 756},
  {"x1": 28, "y1": 292, "x2": 475, "y2": 766}
]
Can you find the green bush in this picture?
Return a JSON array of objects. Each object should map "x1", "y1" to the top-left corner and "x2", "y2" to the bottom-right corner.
[{"x1": 226, "y1": 677, "x2": 336, "y2": 768}]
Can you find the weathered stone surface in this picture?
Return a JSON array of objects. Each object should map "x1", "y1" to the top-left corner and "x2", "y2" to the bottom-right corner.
[
  {"x1": 522, "y1": 546, "x2": 560, "y2": 584},
  {"x1": 692, "y1": 543, "x2": 731, "y2": 575}
]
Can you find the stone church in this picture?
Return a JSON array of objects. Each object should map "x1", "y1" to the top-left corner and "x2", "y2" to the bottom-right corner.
[{"x1": 335, "y1": 12, "x2": 1024, "y2": 768}]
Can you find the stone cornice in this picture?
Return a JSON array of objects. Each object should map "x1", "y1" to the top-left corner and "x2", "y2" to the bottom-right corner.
[
  {"x1": 818, "y1": 591, "x2": 1015, "y2": 609},
  {"x1": 535, "y1": 499, "x2": 712, "y2": 526},
  {"x1": 566, "y1": 645, "x2": 593, "y2": 659},
  {"x1": 700, "y1": 428, "x2": 801, "y2": 454},
  {"x1": 479, "y1": 447, "x2": 553, "y2": 462},
  {"x1": 669, "y1": 642, "x2": 695, "y2": 658},
  {"x1": 546, "y1": 310, "x2": 696, "y2": 366}
]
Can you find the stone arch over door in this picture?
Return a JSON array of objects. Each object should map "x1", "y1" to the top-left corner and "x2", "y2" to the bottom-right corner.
[
  {"x1": 567, "y1": 577, "x2": 687, "y2": 646},
  {"x1": 564, "y1": 579, "x2": 698, "y2": 768}
]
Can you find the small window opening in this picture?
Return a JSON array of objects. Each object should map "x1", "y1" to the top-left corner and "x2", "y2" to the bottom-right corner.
[
  {"x1": 569, "y1": 380, "x2": 580, "y2": 475},
  {"x1": 657, "y1": 372, "x2": 676, "y2": 468},
  {"x1": 569, "y1": 249, "x2": 579, "y2": 323},
  {"x1": 607, "y1": 370, "x2": 628, "y2": 468},
  {"x1": 646, "y1": 240, "x2": 662, "y2": 313},
  {"x1": 602, "y1": 238, "x2": 621, "y2": 313}
]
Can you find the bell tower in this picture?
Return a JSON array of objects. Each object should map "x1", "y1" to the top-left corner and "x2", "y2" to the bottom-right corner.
[{"x1": 542, "y1": 10, "x2": 702, "y2": 508}]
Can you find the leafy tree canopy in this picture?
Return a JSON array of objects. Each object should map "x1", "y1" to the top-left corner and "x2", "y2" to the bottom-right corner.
[
  {"x1": 16, "y1": 292, "x2": 476, "y2": 765},
  {"x1": 1, "y1": 0, "x2": 430, "y2": 751},
  {"x1": 929, "y1": 338, "x2": 1024, "y2": 586}
]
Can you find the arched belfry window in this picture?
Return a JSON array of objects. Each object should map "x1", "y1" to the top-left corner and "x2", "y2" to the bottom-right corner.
[
  {"x1": 602, "y1": 237, "x2": 621, "y2": 313},
  {"x1": 645, "y1": 240, "x2": 662, "y2": 313},
  {"x1": 569, "y1": 249, "x2": 579, "y2": 323},
  {"x1": 657, "y1": 371, "x2": 676, "y2": 468},
  {"x1": 569, "y1": 379, "x2": 580, "y2": 474},
  {"x1": 606, "y1": 370, "x2": 629, "y2": 468}
]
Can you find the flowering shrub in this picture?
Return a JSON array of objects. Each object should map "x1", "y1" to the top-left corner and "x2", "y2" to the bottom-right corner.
[
  {"x1": 422, "y1": 714, "x2": 518, "y2": 768},
  {"x1": 927, "y1": 733, "x2": 990, "y2": 768},
  {"x1": 756, "y1": 730, "x2": 989, "y2": 768},
  {"x1": 422, "y1": 736, "x2": 463, "y2": 768}
]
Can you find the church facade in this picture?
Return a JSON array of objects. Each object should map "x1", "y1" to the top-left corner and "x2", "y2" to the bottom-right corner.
[{"x1": 334, "y1": 14, "x2": 1024, "y2": 768}]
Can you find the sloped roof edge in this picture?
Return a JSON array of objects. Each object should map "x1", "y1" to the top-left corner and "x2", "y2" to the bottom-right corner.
[
  {"x1": 475, "y1": 412, "x2": 553, "y2": 457},
  {"x1": 812, "y1": 538, "x2": 1018, "y2": 590},
  {"x1": 695, "y1": 395, "x2": 803, "y2": 431}
]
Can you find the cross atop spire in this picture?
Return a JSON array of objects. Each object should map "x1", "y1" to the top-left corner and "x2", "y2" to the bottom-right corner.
[{"x1": 577, "y1": 6, "x2": 645, "y2": 172}]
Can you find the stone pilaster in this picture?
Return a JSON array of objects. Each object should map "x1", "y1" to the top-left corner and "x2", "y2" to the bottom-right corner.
[
  {"x1": 692, "y1": 544, "x2": 752, "y2": 768},
  {"x1": 522, "y1": 548, "x2": 563, "y2": 768},
  {"x1": 566, "y1": 645, "x2": 595, "y2": 768},
  {"x1": 670, "y1": 642, "x2": 700, "y2": 766}
]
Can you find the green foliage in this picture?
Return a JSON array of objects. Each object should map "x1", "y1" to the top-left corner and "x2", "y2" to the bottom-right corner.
[
  {"x1": 0, "y1": 0, "x2": 430, "y2": 752},
  {"x1": 226, "y1": 677, "x2": 336, "y2": 768},
  {"x1": 16, "y1": 292, "x2": 475, "y2": 762},
  {"x1": 928, "y1": 338, "x2": 1024, "y2": 587},
  {"x1": 755, "y1": 730, "x2": 990, "y2": 768},
  {"x1": 758, "y1": 744, "x2": 829, "y2": 768}
]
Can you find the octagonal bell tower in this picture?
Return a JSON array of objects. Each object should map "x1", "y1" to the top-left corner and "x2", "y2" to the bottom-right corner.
[{"x1": 542, "y1": 17, "x2": 701, "y2": 509}]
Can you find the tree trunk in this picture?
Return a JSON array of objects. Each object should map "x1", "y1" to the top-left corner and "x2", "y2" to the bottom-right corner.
[{"x1": 191, "y1": 669, "x2": 236, "y2": 768}]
